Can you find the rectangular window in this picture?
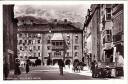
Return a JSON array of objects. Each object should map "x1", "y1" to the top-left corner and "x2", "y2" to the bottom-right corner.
[
  {"x1": 33, "y1": 46, "x2": 36, "y2": 50},
  {"x1": 19, "y1": 40, "x2": 22, "y2": 44},
  {"x1": 67, "y1": 52, "x2": 69, "y2": 57},
  {"x1": 67, "y1": 41, "x2": 70, "y2": 45},
  {"x1": 38, "y1": 53, "x2": 40, "y2": 57},
  {"x1": 28, "y1": 40, "x2": 31, "y2": 44},
  {"x1": 56, "y1": 42, "x2": 59, "y2": 46},
  {"x1": 74, "y1": 46, "x2": 79, "y2": 50},
  {"x1": 20, "y1": 46, "x2": 22, "y2": 50},
  {"x1": 38, "y1": 46, "x2": 40, "y2": 50},
  {"x1": 34, "y1": 53, "x2": 36, "y2": 57},
  {"x1": 48, "y1": 53, "x2": 51, "y2": 57},
  {"x1": 38, "y1": 40, "x2": 40, "y2": 44},
  {"x1": 60, "y1": 42, "x2": 62, "y2": 46},
  {"x1": 67, "y1": 35, "x2": 70, "y2": 41},
  {"x1": 47, "y1": 40, "x2": 50, "y2": 44},
  {"x1": 47, "y1": 46, "x2": 50, "y2": 50},
  {"x1": 106, "y1": 8, "x2": 111, "y2": 20},
  {"x1": 75, "y1": 35, "x2": 79, "y2": 44},
  {"x1": 19, "y1": 33, "x2": 22, "y2": 37},
  {"x1": 75, "y1": 52, "x2": 78, "y2": 57},
  {"x1": 24, "y1": 40, "x2": 27, "y2": 44}
]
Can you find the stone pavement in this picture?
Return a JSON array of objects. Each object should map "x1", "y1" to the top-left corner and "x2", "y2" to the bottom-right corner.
[{"x1": 5, "y1": 65, "x2": 123, "y2": 80}]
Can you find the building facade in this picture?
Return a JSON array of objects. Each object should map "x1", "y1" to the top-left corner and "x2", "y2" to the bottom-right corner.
[
  {"x1": 83, "y1": 4, "x2": 124, "y2": 68},
  {"x1": 3, "y1": 5, "x2": 18, "y2": 79},
  {"x1": 17, "y1": 33, "x2": 42, "y2": 61},
  {"x1": 112, "y1": 4, "x2": 124, "y2": 58},
  {"x1": 83, "y1": 5, "x2": 101, "y2": 66},
  {"x1": 17, "y1": 16, "x2": 83, "y2": 65}
]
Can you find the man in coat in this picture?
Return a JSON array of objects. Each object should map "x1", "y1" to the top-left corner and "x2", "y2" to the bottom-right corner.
[
  {"x1": 58, "y1": 59, "x2": 64, "y2": 75},
  {"x1": 91, "y1": 60, "x2": 97, "y2": 78}
]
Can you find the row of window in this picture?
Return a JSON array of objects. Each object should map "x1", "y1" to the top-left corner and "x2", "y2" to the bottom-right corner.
[
  {"x1": 18, "y1": 39, "x2": 41, "y2": 44},
  {"x1": 18, "y1": 33, "x2": 41, "y2": 38},
  {"x1": 19, "y1": 46, "x2": 41, "y2": 51},
  {"x1": 19, "y1": 52, "x2": 41, "y2": 58},
  {"x1": 47, "y1": 52, "x2": 79, "y2": 57},
  {"x1": 47, "y1": 45, "x2": 79, "y2": 50}
]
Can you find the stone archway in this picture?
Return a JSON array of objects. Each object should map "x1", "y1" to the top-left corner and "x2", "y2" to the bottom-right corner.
[
  {"x1": 65, "y1": 59, "x2": 71, "y2": 65},
  {"x1": 73, "y1": 59, "x2": 79, "y2": 65}
]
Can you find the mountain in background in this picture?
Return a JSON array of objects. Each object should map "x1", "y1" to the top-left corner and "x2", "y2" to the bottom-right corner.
[{"x1": 14, "y1": 5, "x2": 90, "y2": 29}]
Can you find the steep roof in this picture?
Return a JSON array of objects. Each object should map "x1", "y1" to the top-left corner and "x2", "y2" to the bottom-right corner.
[{"x1": 51, "y1": 33, "x2": 64, "y2": 41}]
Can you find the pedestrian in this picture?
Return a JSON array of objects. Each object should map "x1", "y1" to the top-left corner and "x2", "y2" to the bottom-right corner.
[
  {"x1": 14, "y1": 58, "x2": 21, "y2": 75},
  {"x1": 26, "y1": 59, "x2": 30, "y2": 74},
  {"x1": 58, "y1": 59, "x2": 64, "y2": 75},
  {"x1": 68, "y1": 62, "x2": 70, "y2": 69},
  {"x1": 91, "y1": 60, "x2": 97, "y2": 78}
]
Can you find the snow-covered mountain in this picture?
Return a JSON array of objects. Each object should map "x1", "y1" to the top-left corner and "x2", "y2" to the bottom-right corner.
[{"x1": 14, "y1": 5, "x2": 90, "y2": 29}]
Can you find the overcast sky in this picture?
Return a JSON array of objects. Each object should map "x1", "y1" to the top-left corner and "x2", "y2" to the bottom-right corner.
[{"x1": 14, "y1": 4, "x2": 90, "y2": 23}]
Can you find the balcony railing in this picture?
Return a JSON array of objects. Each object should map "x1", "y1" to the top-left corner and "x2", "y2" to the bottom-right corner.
[{"x1": 52, "y1": 46, "x2": 64, "y2": 50}]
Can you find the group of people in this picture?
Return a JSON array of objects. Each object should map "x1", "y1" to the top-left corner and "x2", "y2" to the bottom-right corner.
[
  {"x1": 72, "y1": 61, "x2": 86, "y2": 73},
  {"x1": 14, "y1": 58, "x2": 30, "y2": 76},
  {"x1": 58, "y1": 59, "x2": 86, "y2": 75},
  {"x1": 29, "y1": 58, "x2": 41, "y2": 67}
]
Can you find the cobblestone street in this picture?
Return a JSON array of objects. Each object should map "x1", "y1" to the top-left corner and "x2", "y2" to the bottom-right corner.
[{"x1": 7, "y1": 65, "x2": 123, "y2": 80}]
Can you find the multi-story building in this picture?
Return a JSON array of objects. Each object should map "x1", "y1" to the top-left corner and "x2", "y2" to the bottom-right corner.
[
  {"x1": 83, "y1": 5, "x2": 101, "y2": 66},
  {"x1": 17, "y1": 16, "x2": 83, "y2": 65},
  {"x1": 100, "y1": 4, "x2": 124, "y2": 64},
  {"x1": 83, "y1": 4, "x2": 124, "y2": 70},
  {"x1": 100, "y1": 4, "x2": 114, "y2": 63},
  {"x1": 112, "y1": 4, "x2": 124, "y2": 58},
  {"x1": 3, "y1": 5, "x2": 18, "y2": 79},
  {"x1": 17, "y1": 33, "x2": 42, "y2": 61}
]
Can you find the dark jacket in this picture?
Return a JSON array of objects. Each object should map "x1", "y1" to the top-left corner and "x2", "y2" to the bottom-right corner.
[{"x1": 58, "y1": 59, "x2": 64, "y2": 67}]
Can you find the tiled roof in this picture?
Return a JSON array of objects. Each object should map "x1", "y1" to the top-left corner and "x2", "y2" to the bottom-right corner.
[{"x1": 51, "y1": 33, "x2": 64, "y2": 40}]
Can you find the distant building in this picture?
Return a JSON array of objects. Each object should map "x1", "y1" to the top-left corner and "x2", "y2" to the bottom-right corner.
[{"x1": 17, "y1": 16, "x2": 83, "y2": 65}]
